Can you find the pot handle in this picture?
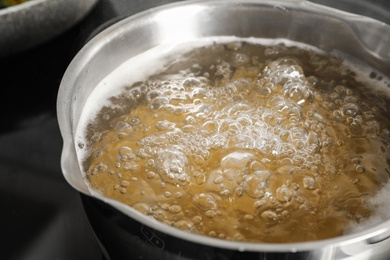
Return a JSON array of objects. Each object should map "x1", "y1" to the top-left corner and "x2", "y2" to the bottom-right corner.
[{"x1": 337, "y1": 229, "x2": 390, "y2": 259}]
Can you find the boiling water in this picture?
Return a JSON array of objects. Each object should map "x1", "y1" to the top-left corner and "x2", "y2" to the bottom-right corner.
[{"x1": 77, "y1": 37, "x2": 390, "y2": 243}]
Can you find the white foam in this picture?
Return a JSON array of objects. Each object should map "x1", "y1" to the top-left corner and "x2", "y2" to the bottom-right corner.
[
  {"x1": 345, "y1": 180, "x2": 390, "y2": 234},
  {"x1": 77, "y1": 37, "x2": 325, "y2": 135},
  {"x1": 341, "y1": 56, "x2": 390, "y2": 97},
  {"x1": 78, "y1": 36, "x2": 331, "y2": 127}
]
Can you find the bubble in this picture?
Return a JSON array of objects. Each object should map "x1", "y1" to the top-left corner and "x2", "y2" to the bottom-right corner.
[
  {"x1": 135, "y1": 148, "x2": 149, "y2": 159},
  {"x1": 215, "y1": 60, "x2": 233, "y2": 78},
  {"x1": 257, "y1": 87, "x2": 272, "y2": 97},
  {"x1": 161, "y1": 203, "x2": 169, "y2": 210},
  {"x1": 224, "y1": 41, "x2": 244, "y2": 51},
  {"x1": 260, "y1": 210, "x2": 278, "y2": 222},
  {"x1": 262, "y1": 110, "x2": 282, "y2": 127},
  {"x1": 147, "y1": 159, "x2": 155, "y2": 166},
  {"x1": 206, "y1": 169, "x2": 235, "y2": 193},
  {"x1": 284, "y1": 82, "x2": 314, "y2": 104},
  {"x1": 120, "y1": 180, "x2": 130, "y2": 187},
  {"x1": 146, "y1": 89, "x2": 160, "y2": 101},
  {"x1": 226, "y1": 102, "x2": 252, "y2": 116},
  {"x1": 146, "y1": 170, "x2": 155, "y2": 180},
  {"x1": 174, "y1": 192, "x2": 183, "y2": 199},
  {"x1": 150, "y1": 97, "x2": 169, "y2": 110},
  {"x1": 209, "y1": 134, "x2": 227, "y2": 151},
  {"x1": 293, "y1": 140, "x2": 305, "y2": 149},
  {"x1": 230, "y1": 134, "x2": 255, "y2": 149},
  {"x1": 192, "y1": 193, "x2": 218, "y2": 211},
  {"x1": 232, "y1": 53, "x2": 250, "y2": 67},
  {"x1": 266, "y1": 95, "x2": 287, "y2": 110},
  {"x1": 205, "y1": 210, "x2": 217, "y2": 218},
  {"x1": 133, "y1": 202, "x2": 151, "y2": 214},
  {"x1": 130, "y1": 87, "x2": 143, "y2": 99},
  {"x1": 123, "y1": 162, "x2": 132, "y2": 171},
  {"x1": 192, "y1": 215, "x2": 202, "y2": 224},
  {"x1": 220, "y1": 189, "x2": 231, "y2": 196},
  {"x1": 91, "y1": 133, "x2": 102, "y2": 142},
  {"x1": 235, "y1": 186, "x2": 244, "y2": 197},
  {"x1": 303, "y1": 176, "x2": 316, "y2": 190},
  {"x1": 244, "y1": 214, "x2": 254, "y2": 220},
  {"x1": 182, "y1": 77, "x2": 203, "y2": 89},
  {"x1": 330, "y1": 92, "x2": 339, "y2": 99},
  {"x1": 118, "y1": 146, "x2": 133, "y2": 159},
  {"x1": 195, "y1": 172, "x2": 206, "y2": 185},
  {"x1": 296, "y1": 196, "x2": 305, "y2": 204},
  {"x1": 115, "y1": 121, "x2": 132, "y2": 132},
  {"x1": 243, "y1": 172, "x2": 270, "y2": 198},
  {"x1": 307, "y1": 132, "x2": 319, "y2": 146},
  {"x1": 208, "y1": 231, "x2": 217, "y2": 237},
  {"x1": 155, "y1": 120, "x2": 176, "y2": 131},
  {"x1": 277, "y1": 165, "x2": 294, "y2": 175},
  {"x1": 96, "y1": 163, "x2": 108, "y2": 173},
  {"x1": 219, "y1": 233, "x2": 226, "y2": 239},
  {"x1": 292, "y1": 155, "x2": 305, "y2": 166},
  {"x1": 344, "y1": 96, "x2": 357, "y2": 104},
  {"x1": 341, "y1": 103, "x2": 359, "y2": 117},
  {"x1": 237, "y1": 116, "x2": 252, "y2": 127},
  {"x1": 154, "y1": 210, "x2": 167, "y2": 221},
  {"x1": 332, "y1": 109, "x2": 341, "y2": 118},
  {"x1": 352, "y1": 178, "x2": 360, "y2": 184},
  {"x1": 221, "y1": 152, "x2": 256, "y2": 180},
  {"x1": 254, "y1": 199, "x2": 266, "y2": 208},
  {"x1": 264, "y1": 46, "x2": 280, "y2": 56},
  {"x1": 264, "y1": 58, "x2": 304, "y2": 85},
  {"x1": 276, "y1": 185, "x2": 293, "y2": 203},
  {"x1": 155, "y1": 146, "x2": 189, "y2": 186},
  {"x1": 356, "y1": 165, "x2": 366, "y2": 173},
  {"x1": 335, "y1": 85, "x2": 346, "y2": 93},
  {"x1": 168, "y1": 205, "x2": 182, "y2": 214},
  {"x1": 213, "y1": 174, "x2": 224, "y2": 184}
]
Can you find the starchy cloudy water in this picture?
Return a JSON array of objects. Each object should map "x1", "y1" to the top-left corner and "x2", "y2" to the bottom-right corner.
[{"x1": 76, "y1": 37, "x2": 390, "y2": 243}]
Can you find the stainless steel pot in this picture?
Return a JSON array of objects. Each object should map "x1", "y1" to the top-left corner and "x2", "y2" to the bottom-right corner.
[{"x1": 57, "y1": 0, "x2": 390, "y2": 259}]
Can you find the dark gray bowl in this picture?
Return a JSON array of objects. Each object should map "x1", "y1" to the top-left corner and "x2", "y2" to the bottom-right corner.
[{"x1": 0, "y1": 0, "x2": 98, "y2": 57}]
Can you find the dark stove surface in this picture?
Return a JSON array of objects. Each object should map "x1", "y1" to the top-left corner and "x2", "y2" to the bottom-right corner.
[
  {"x1": 0, "y1": 1, "x2": 177, "y2": 259},
  {"x1": 0, "y1": 0, "x2": 389, "y2": 259}
]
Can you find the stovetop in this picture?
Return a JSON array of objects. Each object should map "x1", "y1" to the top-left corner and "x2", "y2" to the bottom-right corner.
[
  {"x1": 0, "y1": 1, "x2": 179, "y2": 259},
  {"x1": 0, "y1": 0, "x2": 389, "y2": 259}
]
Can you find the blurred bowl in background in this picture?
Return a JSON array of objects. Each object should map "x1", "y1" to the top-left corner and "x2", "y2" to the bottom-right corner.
[{"x1": 0, "y1": 0, "x2": 98, "y2": 57}]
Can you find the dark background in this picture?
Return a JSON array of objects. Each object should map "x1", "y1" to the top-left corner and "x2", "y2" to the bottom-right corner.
[{"x1": 0, "y1": 0, "x2": 389, "y2": 259}]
